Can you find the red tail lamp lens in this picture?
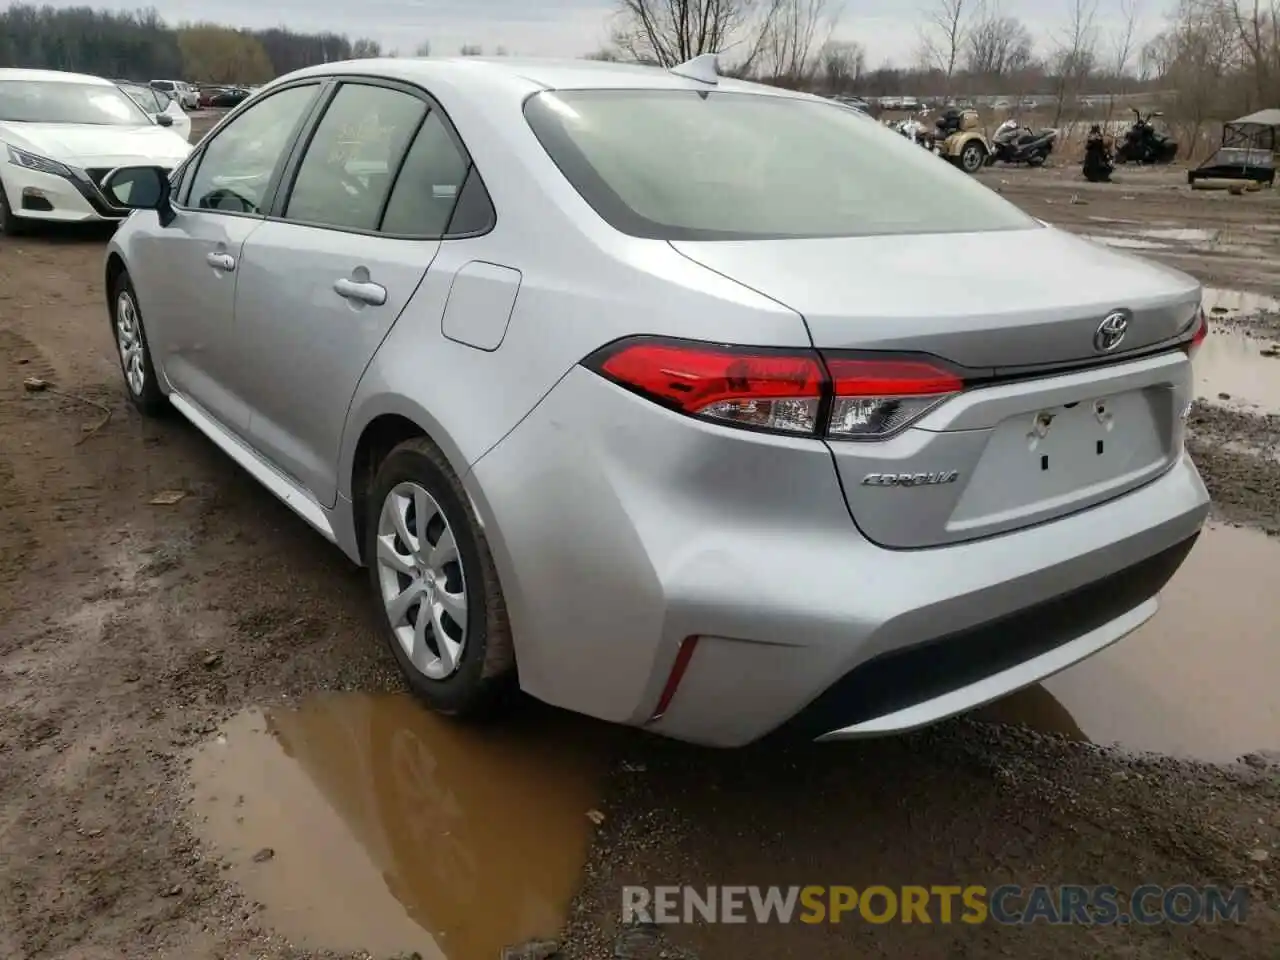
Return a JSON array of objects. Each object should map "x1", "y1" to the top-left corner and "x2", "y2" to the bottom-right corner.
[
  {"x1": 586, "y1": 338, "x2": 967, "y2": 440},
  {"x1": 1184, "y1": 308, "x2": 1208, "y2": 359},
  {"x1": 593, "y1": 340, "x2": 825, "y2": 435}
]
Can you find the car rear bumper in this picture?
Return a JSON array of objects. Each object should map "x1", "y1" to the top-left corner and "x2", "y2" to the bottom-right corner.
[
  {"x1": 2, "y1": 166, "x2": 124, "y2": 223},
  {"x1": 467, "y1": 365, "x2": 1210, "y2": 748}
]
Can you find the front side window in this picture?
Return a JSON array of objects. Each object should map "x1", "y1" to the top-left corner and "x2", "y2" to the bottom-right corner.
[
  {"x1": 186, "y1": 84, "x2": 319, "y2": 215},
  {"x1": 0, "y1": 80, "x2": 151, "y2": 125},
  {"x1": 524, "y1": 89, "x2": 1037, "y2": 241},
  {"x1": 120, "y1": 84, "x2": 161, "y2": 114},
  {"x1": 284, "y1": 83, "x2": 426, "y2": 232}
]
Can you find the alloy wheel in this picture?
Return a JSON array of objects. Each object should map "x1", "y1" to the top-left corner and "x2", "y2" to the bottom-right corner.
[{"x1": 375, "y1": 481, "x2": 469, "y2": 680}]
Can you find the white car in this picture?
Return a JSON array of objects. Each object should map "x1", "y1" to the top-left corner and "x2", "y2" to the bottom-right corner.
[
  {"x1": 118, "y1": 81, "x2": 192, "y2": 142},
  {"x1": 0, "y1": 68, "x2": 192, "y2": 234},
  {"x1": 151, "y1": 79, "x2": 198, "y2": 110}
]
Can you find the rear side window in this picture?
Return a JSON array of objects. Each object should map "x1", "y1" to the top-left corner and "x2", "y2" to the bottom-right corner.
[
  {"x1": 380, "y1": 110, "x2": 474, "y2": 236},
  {"x1": 523, "y1": 89, "x2": 1036, "y2": 241},
  {"x1": 284, "y1": 82, "x2": 426, "y2": 232}
]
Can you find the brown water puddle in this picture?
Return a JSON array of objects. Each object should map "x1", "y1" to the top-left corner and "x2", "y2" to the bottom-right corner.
[
  {"x1": 1196, "y1": 324, "x2": 1280, "y2": 413},
  {"x1": 982, "y1": 523, "x2": 1280, "y2": 762},
  {"x1": 189, "y1": 694, "x2": 613, "y2": 958}
]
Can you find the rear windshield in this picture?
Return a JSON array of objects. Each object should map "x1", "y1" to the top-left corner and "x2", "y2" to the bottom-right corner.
[{"x1": 524, "y1": 89, "x2": 1036, "y2": 241}]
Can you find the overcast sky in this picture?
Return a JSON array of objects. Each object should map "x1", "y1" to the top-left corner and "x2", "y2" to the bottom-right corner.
[{"x1": 43, "y1": 0, "x2": 1175, "y2": 66}]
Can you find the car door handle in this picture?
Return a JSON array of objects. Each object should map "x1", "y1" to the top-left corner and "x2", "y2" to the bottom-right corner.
[
  {"x1": 333, "y1": 278, "x2": 387, "y2": 306},
  {"x1": 206, "y1": 252, "x2": 235, "y2": 272}
]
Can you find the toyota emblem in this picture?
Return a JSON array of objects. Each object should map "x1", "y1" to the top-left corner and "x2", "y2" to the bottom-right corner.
[{"x1": 1093, "y1": 312, "x2": 1129, "y2": 352}]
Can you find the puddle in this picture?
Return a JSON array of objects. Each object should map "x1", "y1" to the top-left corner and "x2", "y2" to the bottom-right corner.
[
  {"x1": 981, "y1": 524, "x2": 1280, "y2": 762},
  {"x1": 1080, "y1": 233, "x2": 1172, "y2": 251},
  {"x1": 1137, "y1": 227, "x2": 1219, "y2": 243},
  {"x1": 1194, "y1": 324, "x2": 1280, "y2": 413},
  {"x1": 1202, "y1": 287, "x2": 1280, "y2": 318},
  {"x1": 189, "y1": 694, "x2": 614, "y2": 958}
]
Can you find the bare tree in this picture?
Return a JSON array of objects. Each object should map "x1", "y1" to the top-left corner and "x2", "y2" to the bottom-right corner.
[
  {"x1": 963, "y1": 6, "x2": 1033, "y2": 78},
  {"x1": 918, "y1": 0, "x2": 971, "y2": 92},
  {"x1": 413, "y1": 39, "x2": 431, "y2": 57},
  {"x1": 1105, "y1": 0, "x2": 1141, "y2": 120},
  {"x1": 759, "y1": 0, "x2": 841, "y2": 83},
  {"x1": 1049, "y1": 0, "x2": 1099, "y2": 126},
  {"x1": 611, "y1": 0, "x2": 786, "y2": 71},
  {"x1": 819, "y1": 38, "x2": 865, "y2": 91},
  {"x1": 1220, "y1": 0, "x2": 1280, "y2": 109},
  {"x1": 459, "y1": 43, "x2": 483, "y2": 56}
]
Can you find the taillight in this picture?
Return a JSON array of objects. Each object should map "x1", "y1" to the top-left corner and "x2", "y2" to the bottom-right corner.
[
  {"x1": 584, "y1": 337, "x2": 965, "y2": 440},
  {"x1": 589, "y1": 338, "x2": 825, "y2": 434},
  {"x1": 826, "y1": 357, "x2": 964, "y2": 439},
  {"x1": 1183, "y1": 307, "x2": 1208, "y2": 360}
]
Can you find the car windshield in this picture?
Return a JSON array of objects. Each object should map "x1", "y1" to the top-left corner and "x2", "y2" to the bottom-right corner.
[
  {"x1": 524, "y1": 89, "x2": 1034, "y2": 241},
  {"x1": 0, "y1": 79, "x2": 151, "y2": 125}
]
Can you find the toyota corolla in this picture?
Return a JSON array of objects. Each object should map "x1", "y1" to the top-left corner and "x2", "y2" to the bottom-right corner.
[{"x1": 99, "y1": 54, "x2": 1209, "y2": 747}]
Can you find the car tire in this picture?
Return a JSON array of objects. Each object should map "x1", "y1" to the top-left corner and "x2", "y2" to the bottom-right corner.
[
  {"x1": 0, "y1": 179, "x2": 28, "y2": 236},
  {"x1": 366, "y1": 437, "x2": 516, "y2": 718},
  {"x1": 960, "y1": 142, "x2": 987, "y2": 174},
  {"x1": 110, "y1": 272, "x2": 167, "y2": 416}
]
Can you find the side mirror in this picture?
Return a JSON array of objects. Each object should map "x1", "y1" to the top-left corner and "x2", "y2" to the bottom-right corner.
[
  {"x1": 100, "y1": 165, "x2": 171, "y2": 213},
  {"x1": 156, "y1": 112, "x2": 174, "y2": 127}
]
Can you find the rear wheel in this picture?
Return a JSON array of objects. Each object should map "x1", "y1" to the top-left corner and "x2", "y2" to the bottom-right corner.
[
  {"x1": 366, "y1": 438, "x2": 515, "y2": 718},
  {"x1": 959, "y1": 141, "x2": 987, "y2": 174}
]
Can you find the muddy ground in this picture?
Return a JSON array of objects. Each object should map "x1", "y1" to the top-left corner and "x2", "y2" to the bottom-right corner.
[{"x1": 1, "y1": 138, "x2": 1278, "y2": 960}]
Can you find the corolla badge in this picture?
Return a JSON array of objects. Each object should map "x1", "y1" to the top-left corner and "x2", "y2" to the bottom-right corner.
[
  {"x1": 861, "y1": 471, "x2": 959, "y2": 487},
  {"x1": 1093, "y1": 311, "x2": 1129, "y2": 352}
]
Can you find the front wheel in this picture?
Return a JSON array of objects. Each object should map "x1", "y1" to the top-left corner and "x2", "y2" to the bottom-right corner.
[
  {"x1": 0, "y1": 179, "x2": 28, "y2": 236},
  {"x1": 959, "y1": 141, "x2": 987, "y2": 174},
  {"x1": 366, "y1": 438, "x2": 516, "y2": 718},
  {"x1": 110, "y1": 272, "x2": 167, "y2": 416}
]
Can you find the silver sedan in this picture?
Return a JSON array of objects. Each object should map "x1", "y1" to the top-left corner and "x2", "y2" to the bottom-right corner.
[{"x1": 101, "y1": 54, "x2": 1210, "y2": 747}]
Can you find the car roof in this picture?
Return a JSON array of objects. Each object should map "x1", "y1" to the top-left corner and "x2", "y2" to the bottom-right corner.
[
  {"x1": 0, "y1": 67, "x2": 113, "y2": 86},
  {"x1": 280, "y1": 55, "x2": 814, "y2": 101}
]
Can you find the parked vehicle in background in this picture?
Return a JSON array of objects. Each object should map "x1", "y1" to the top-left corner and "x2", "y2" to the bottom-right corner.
[
  {"x1": 149, "y1": 79, "x2": 195, "y2": 110},
  {"x1": 1116, "y1": 109, "x2": 1178, "y2": 165},
  {"x1": 197, "y1": 85, "x2": 225, "y2": 108},
  {"x1": 208, "y1": 86, "x2": 251, "y2": 108},
  {"x1": 992, "y1": 98, "x2": 1012, "y2": 110},
  {"x1": 100, "y1": 55, "x2": 1209, "y2": 748},
  {"x1": 118, "y1": 81, "x2": 192, "y2": 141},
  {"x1": 1083, "y1": 124, "x2": 1115, "y2": 182},
  {"x1": 933, "y1": 106, "x2": 991, "y2": 173},
  {"x1": 991, "y1": 118, "x2": 1057, "y2": 166},
  {"x1": 0, "y1": 68, "x2": 192, "y2": 234}
]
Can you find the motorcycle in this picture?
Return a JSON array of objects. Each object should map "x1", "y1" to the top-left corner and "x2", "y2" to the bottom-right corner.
[
  {"x1": 894, "y1": 110, "x2": 934, "y2": 150},
  {"x1": 1115, "y1": 108, "x2": 1178, "y2": 165},
  {"x1": 1082, "y1": 124, "x2": 1115, "y2": 183},
  {"x1": 990, "y1": 118, "x2": 1058, "y2": 166}
]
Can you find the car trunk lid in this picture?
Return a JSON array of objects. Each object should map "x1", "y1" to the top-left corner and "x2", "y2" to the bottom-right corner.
[{"x1": 671, "y1": 226, "x2": 1201, "y2": 548}]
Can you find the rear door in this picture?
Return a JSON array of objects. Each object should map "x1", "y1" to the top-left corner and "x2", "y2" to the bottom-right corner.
[{"x1": 231, "y1": 79, "x2": 479, "y2": 506}]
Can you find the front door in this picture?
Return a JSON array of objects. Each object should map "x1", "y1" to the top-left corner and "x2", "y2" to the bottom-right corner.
[
  {"x1": 231, "y1": 81, "x2": 479, "y2": 506},
  {"x1": 133, "y1": 82, "x2": 322, "y2": 435}
]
